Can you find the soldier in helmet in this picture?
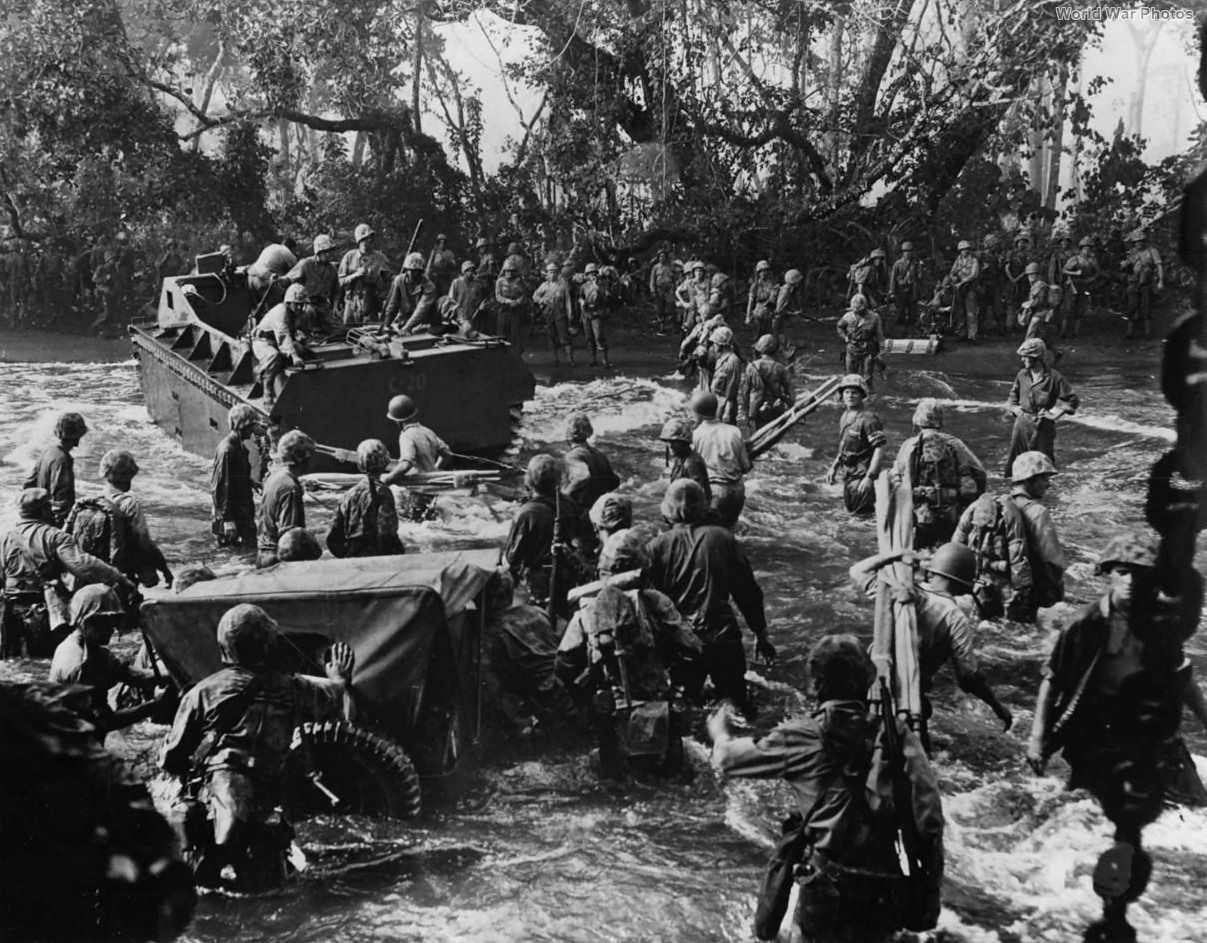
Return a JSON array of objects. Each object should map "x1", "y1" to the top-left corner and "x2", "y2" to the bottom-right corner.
[
  {"x1": 557, "y1": 529, "x2": 702, "y2": 778},
  {"x1": 276, "y1": 526, "x2": 323, "y2": 562},
  {"x1": 382, "y1": 395, "x2": 451, "y2": 520},
  {"x1": 475, "y1": 236, "x2": 496, "y2": 280},
  {"x1": 691, "y1": 390, "x2": 752, "y2": 529},
  {"x1": 1060, "y1": 236, "x2": 1101, "y2": 339},
  {"x1": 675, "y1": 260, "x2": 710, "y2": 335},
  {"x1": 326, "y1": 439, "x2": 405, "y2": 558},
  {"x1": 159, "y1": 603, "x2": 356, "y2": 890},
  {"x1": 658, "y1": 417, "x2": 711, "y2": 502},
  {"x1": 494, "y1": 255, "x2": 529, "y2": 351},
  {"x1": 1019, "y1": 261, "x2": 1059, "y2": 349},
  {"x1": 649, "y1": 249, "x2": 678, "y2": 334},
  {"x1": 24, "y1": 410, "x2": 88, "y2": 525},
  {"x1": 827, "y1": 374, "x2": 886, "y2": 516},
  {"x1": 587, "y1": 492, "x2": 633, "y2": 551},
  {"x1": 211, "y1": 403, "x2": 261, "y2": 550},
  {"x1": 532, "y1": 261, "x2": 575, "y2": 365},
  {"x1": 1046, "y1": 230, "x2": 1074, "y2": 290},
  {"x1": 850, "y1": 248, "x2": 887, "y2": 308},
  {"x1": 283, "y1": 234, "x2": 340, "y2": 334},
  {"x1": 1, "y1": 489, "x2": 133, "y2": 658},
  {"x1": 337, "y1": 223, "x2": 391, "y2": 325},
  {"x1": 448, "y1": 258, "x2": 487, "y2": 334},
  {"x1": 252, "y1": 283, "x2": 308, "y2": 409},
  {"x1": 774, "y1": 267, "x2": 804, "y2": 356},
  {"x1": 1004, "y1": 231, "x2": 1034, "y2": 329},
  {"x1": 1004, "y1": 450, "x2": 1066, "y2": 620},
  {"x1": 255, "y1": 430, "x2": 314, "y2": 568},
  {"x1": 563, "y1": 413, "x2": 621, "y2": 516},
  {"x1": 1122, "y1": 229, "x2": 1163, "y2": 339},
  {"x1": 745, "y1": 260, "x2": 777, "y2": 337},
  {"x1": 949, "y1": 239, "x2": 981, "y2": 342},
  {"x1": 836, "y1": 293, "x2": 884, "y2": 390},
  {"x1": 709, "y1": 326, "x2": 743, "y2": 424},
  {"x1": 505, "y1": 454, "x2": 585, "y2": 616},
  {"x1": 384, "y1": 252, "x2": 439, "y2": 334},
  {"x1": 850, "y1": 542, "x2": 1013, "y2": 747},
  {"x1": 425, "y1": 233, "x2": 458, "y2": 296},
  {"x1": 978, "y1": 234, "x2": 1007, "y2": 335},
  {"x1": 1027, "y1": 533, "x2": 1207, "y2": 941},
  {"x1": 579, "y1": 262, "x2": 613, "y2": 367},
  {"x1": 1005, "y1": 338, "x2": 1079, "y2": 476},
  {"x1": 888, "y1": 241, "x2": 921, "y2": 337},
  {"x1": 738, "y1": 334, "x2": 793, "y2": 431}
]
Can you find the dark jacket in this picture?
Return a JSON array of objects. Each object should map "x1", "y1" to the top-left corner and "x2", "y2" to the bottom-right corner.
[
  {"x1": 564, "y1": 443, "x2": 620, "y2": 511},
  {"x1": 256, "y1": 468, "x2": 304, "y2": 554},
  {"x1": 326, "y1": 477, "x2": 404, "y2": 558},
  {"x1": 645, "y1": 522, "x2": 767, "y2": 645},
  {"x1": 211, "y1": 432, "x2": 256, "y2": 530},
  {"x1": 668, "y1": 452, "x2": 712, "y2": 502},
  {"x1": 24, "y1": 443, "x2": 75, "y2": 526}
]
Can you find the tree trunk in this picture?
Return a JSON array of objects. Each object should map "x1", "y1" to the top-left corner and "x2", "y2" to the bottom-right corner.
[
  {"x1": 1028, "y1": 76, "x2": 1046, "y2": 196},
  {"x1": 828, "y1": 16, "x2": 844, "y2": 168},
  {"x1": 1044, "y1": 63, "x2": 1067, "y2": 211},
  {"x1": 352, "y1": 131, "x2": 366, "y2": 168},
  {"x1": 1126, "y1": 21, "x2": 1165, "y2": 138},
  {"x1": 1070, "y1": 63, "x2": 1084, "y2": 206},
  {"x1": 412, "y1": 2, "x2": 425, "y2": 135}
]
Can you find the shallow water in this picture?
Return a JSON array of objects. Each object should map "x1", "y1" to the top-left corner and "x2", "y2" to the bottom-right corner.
[{"x1": 2, "y1": 337, "x2": 1205, "y2": 943}]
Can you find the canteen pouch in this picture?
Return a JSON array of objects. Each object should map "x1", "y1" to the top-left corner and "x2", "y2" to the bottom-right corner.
[
  {"x1": 753, "y1": 812, "x2": 806, "y2": 941},
  {"x1": 614, "y1": 700, "x2": 670, "y2": 758}
]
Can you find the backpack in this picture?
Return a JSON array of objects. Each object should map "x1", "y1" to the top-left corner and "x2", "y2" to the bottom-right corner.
[
  {"x1": 909, "y1": 432, "x2": 960, "y2": 520},
  {"x1": 66, "y1": 496, "x2": 131, "y2": 571},
  {"x1": 964, "y1": 494, "x2": 1009, "y2": 575},
  {"x1": 847, "y1": 256, "x2": 872, "y2": 291}
]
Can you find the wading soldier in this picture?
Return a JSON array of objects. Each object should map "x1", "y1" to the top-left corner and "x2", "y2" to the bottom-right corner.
[
  {"x1": 658, "y1": 417, "x2": 711, "y2": 502},
  {"x1": 326, "y1": 439, "x2": 405, "y2": 558},
  {"x1": 738, "y1": 334, "x2": 793, "y2": 431},
  {"x1": 255, "y1": 431, "x2": 313, "y2": 568},
  {"x1": 827, "y1": 375, "x2": 886, "y2": 517},
  {"x1": 25, "y1": 411, "x2": 88, "y2": 526},
  {"x1": 211, "y1": 404, "x2": 260, "y2": 550},
  {"x1": 691, "y1": 390, "x2": 752, "y2": 529},
  {"x1": 836, "y1": 294, "x2": 884, "y2": 390},
  {"x1": 1004, "y1": 338, "x2": 1079, "y2": 476},
  {"x1": 774, "y1": 268, "x2": 804, "y2": 356}
]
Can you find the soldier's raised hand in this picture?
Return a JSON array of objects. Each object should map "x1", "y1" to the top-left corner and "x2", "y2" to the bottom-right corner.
[{"x1": 325, "y1": 641, "x2": 355, "y2": 682}]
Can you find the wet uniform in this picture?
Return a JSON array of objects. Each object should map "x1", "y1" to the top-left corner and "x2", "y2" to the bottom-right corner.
[
  {"x1": 666, "y1": 451, "x2": 712, "y2": 504},
  {"x1": 888, "y1": 256, "x2": 921, "y2": 335},
  {"x1": 836, "y1": 310, "x2": 884, "y2": 389},
  {"x1": 954, "y1": 493, "x2": 1033, "y2": 620},
  {"x1": 325, "y1": 477, "x2": 404, "y2": 558},
  {"x1": 692, "y1": 418, "x2": 752, "y2": 529},
  {"x1": 891, "y1": 430, "x2": 986, "y2": 549},
  {"x1": 24, "y1": 443, "x2": 76, "y2": 526},
  {"x1": 835, "y1": 408, "x2": 887, "y2": 516},
  {"x1": 485, "y1": 601, "x2": 578, "y2": 733},
  {"x1": 738, "y1": 355, "x2": 793, "y2": 430},
  {"x1": 564, "y1": 443, "x2": 620, "y2": 514},
  {"x1": 255, "y1": 467, "x2": 305, "y2": 567},
  {"x1": 710, "y1": 350, "x2": 743, "y2": 425},
  {"x1": 211, "y1": 431, "x2": 257, "y2": 548},
  {"x1": 645, "y1": 522, "x2": 767, "y2": 710},
  {"x1": 49, "y1": 629, "x2": 144, "y2": 731},
  {"x1": 1010, "y1": 486, "x2": 1065, "y2": 618},
  {"x1": 1004, "y1": 366, "x2": 1079, "y2": 476}
]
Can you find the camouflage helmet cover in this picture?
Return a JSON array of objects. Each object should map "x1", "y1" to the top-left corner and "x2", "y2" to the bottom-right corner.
[
  {"x1": 284, "y1": 283, "x2": 307, "y2": 304},
  {"x1": 912, "y1": 398, "x2": 945, "y2": 430},
  {"x1": 276, "y1": 429, "x2": 316, "y2": 464},
  {"x1": 659, "y1": 478, "x2": 709, "y2": 524},
  {"x1": 785, "y1": 269, "x2": 803, "y2": 285},
  {"x1": 216, "y1": 604, "x2": 280, "y2": 669},
  {"x1": 98, "y1": 449, "x2": 139, "y2": 481},
  {"x1": 838, "y1": 374, "x2": 869, "y2": 397},
  {"x1": 228, "y1": 403, "x2": 261, "y2": 433},
  {"x1": 356, "y1": 438, "x2": 392, "y2": 474},
  {"x1": 753, "y1": 334, "x2": 779, "y2": 355},
  {"x1": 1011, "y1": 450, "x2": 1058, "y2": 482},
  {"x1": 1016, "y1": 337, "x2": 1047, "y2": 358},
  {"x1": 659, "y1": 417, "x2": 693, "y2": 443},
  {"x1": 589, "y1": 492, "x2": 633, "y2": 532},
  {"x1": 755, "y1": 259, "x2": 772, "y2": 273},
  {"x1": 403, "y1": 251, "x2": 426, "y2": 270},
  {"x1": 710, "y1": 326, "x2": 734, "y2": 346},
  {"x1": 313, "y1": 234, "x2": 335, "y2": 254},
  {"x1": 1097, "y1": 534, "x2": 1158, "y2": 572},
  {"x1": 525, "y1": 454, "x2": 560, "y2": 493},
  {"x1": 598, "y1": 528, "x2": 650, "y2": 575}
]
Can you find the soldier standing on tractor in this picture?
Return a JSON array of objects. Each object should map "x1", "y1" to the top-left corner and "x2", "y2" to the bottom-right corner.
[
  {"x1": 385, "y1": 253, "x2": 440, "y2": 334},
  {"x1": 889, "y1": 400, "x2": 986, "y2": 549},
  {"x1": 746, "y1": 260, "x2": 778, "y2": 337},
  {"x1": 24, "y1": 411, "x2": 88, "y2": 526},
  {"x1": 159, "y1": 604, "x2": 357, "y2": 892},
  {"x1": 949, "y1": 240, "x2": 981, "y2": 343},
  {"x1": 448, "y1": 259, "x2": 487, "y2": 335},
  {"x1": 252, "y1": 283, "x2": 308, "y2": 410},
  {"x1": 283, "y1": 235, "x2": 340, "y2": 335},
  {"x1": 1122, "y1": 229, "x2": 1163, "y2": 339},
  {"x1": 337, "y1": 223, "x2": 391, "y2": 326},
  {"x1": 888, "y1": 241, "x2": 921, "y2": 337}
]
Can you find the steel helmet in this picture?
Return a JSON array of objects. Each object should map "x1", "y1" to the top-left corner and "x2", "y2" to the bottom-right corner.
[
  {"x1": 1024, "y1": 262, "x2": 1041, "y2": 275},
  {"x1": 436, "y1": 233, "x2": 448, "y2": 242},
  {"x1": 691, "y1": 260, "x2": 706, "y2": 273},
  {"x1": 900, "y1": 242, "x2": 914, "y2": 251},
  {"x1": 284, "y1": 283, "x2": 307, "y2": 304},
  {"x1": 785, "y1": 268, "x2": 803, "y2": 285},
  {"x1": 313, "y1": 234, "x2": 335, "y2": 254},
  {"x1": 1016, "y1": 338, "x2": 1047, "y2": 358},
  {"x1": 710, "y1": 326, "x2": 734, "y2": 346},
  {"x1": 475, "y1": 237, "x2": 489, "y2": 249},
  {"x1": 1079, "y1": 237, "x2": 1095, "y2": 248},
  {"x1": 584, "y1": 263, "x2": 599, "y2": 275},
  {"x1": 356, "y1": 438, "x2": 391, "y2": 474},
  {"x1": 545, "y1": 262, "x2": 558, "y2": 273},
  {"x1": 54, "y1": 412, "x2": 88, "y2": 440},
  {"x1": 1057, "y1": 232, "x2": 1072, "y2": 244},
  {"x1": 659, "y1": 417, "x2": 693, "y2": 443},
  {"x1": 1128, "y1": 229, "x2": 1146, "y2": 243},
  {"x1": 500, "y1": 260, "x2": 518, "y2": 274},
  {"x1": 984, "y1": 234, "x2": 1000, "y2": 248},
  {"x1": 387, "y1": 394, "x2": 418, "y2": 422},
  {"x1": 277, "y1": 526, "x2": 322, "y2": 562},
  {"x1": 911, "y1": 398, "x2": 944, "y2": 430},
  {"x1": 461, "y1": 260, "x2": 477, "y2": 273},
  {"x1": 115, "y1": 231, "x2": 129, "y2": 243},
  {"x1": 1097, "y1": 534, "x2": 1158, "y2": 573},
  {"x1": 525, "y1": 454, "x2": 560, "y2": 493},
  {"x1": 660, "y1": 478, "x2": 708, "y2": 524},
  {"x1": 672, "y1": 259, "x2": 685, "y2": 270},
  {"x1": 1014, "y1": 232, "x2": 1030, "y2": 243},
  {"x1": 926, "y1": 542, "x2": 976, "y2": 590},
  {"x1": 598, "y1": 528, "x2": 650, "y2": 576},
  {"x1": 689, "y1": 390, "x2": 718, "y2": 418},
  {"x1": 217, "y1": 604, "x2": 280, "y2": 669},
  {"x1": 755, "y1": 259, "x2": 772, "y2": 273},
  {"x1": 404, "y1": 251, "x2": 425, "y2": 271},
  {"x1": 1011, "y1": 450, "x2": 1058, "y2": 483},
  {"x1": 354, "y1": 223, "x2": 375, "y2": 242},
  {"x1": 837, "y1": 374, "x2": 869, "y2": 397},
  {"x1": 69, "y1": 584, "x2": 124, "y2": 629},
  {"x1": 710, "y1": 272, "x2": 728, "y2": 289},
  {"x1": 174, "y1": 564, "x2": 216, "y2": 593},
  {"x1": 16, "y1": 488, "x2": 51, "y2": 519},
  {"x1": 753, "y1": 334, "x2": 779, "y2": 355},
  {"x1": 507, "y1": 242, "x2": 523, "y2": 255},
  {"x1": 589, "y1": 492, "x2": 633, "y2": 532},
  {"x1": 957, "y1": 240, "x2": 972, "y2": 251},
  {"x1": 275, "y1": 429, "x2": 316, "y2": 464},
  {"x1": 228, "y1": 403, "x2": 261, "y2": 433},
  {"x1": 870, "y1": 248, "x2": 886, "y2": 260},
  {"x1": 566, "y1": 413, "x2": 594, "y2": 442},
  {"x1": 98, "y1": 449, "x2": 139, "y2": 481},
  {"x1": 850, "y1": 293, "x2": 869, "y2": 311}
]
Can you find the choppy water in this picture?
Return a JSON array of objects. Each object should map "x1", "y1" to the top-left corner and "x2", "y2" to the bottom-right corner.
[{"x1": 2, "y1": 337, "x2": 1206, "y2": 943}]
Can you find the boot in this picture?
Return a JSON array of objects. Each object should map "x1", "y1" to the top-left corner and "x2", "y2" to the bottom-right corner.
[
  {"x1": 601, "y1": 347, "x2": 612, "y2": 368},
  {"x1": 564, "y1": 345, "x2": 577, "y2": 366}
]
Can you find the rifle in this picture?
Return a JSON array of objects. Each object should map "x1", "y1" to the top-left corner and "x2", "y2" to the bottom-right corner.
[
  {"x1": 878, "y1": 677, "x2": 930, "y2": 930},
  {"x1": 547, "y1": 489, "x2": 562, "y2": 625},
  {"x1": 406, "y1": 219, "x2": 424, "y2": 257}
]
